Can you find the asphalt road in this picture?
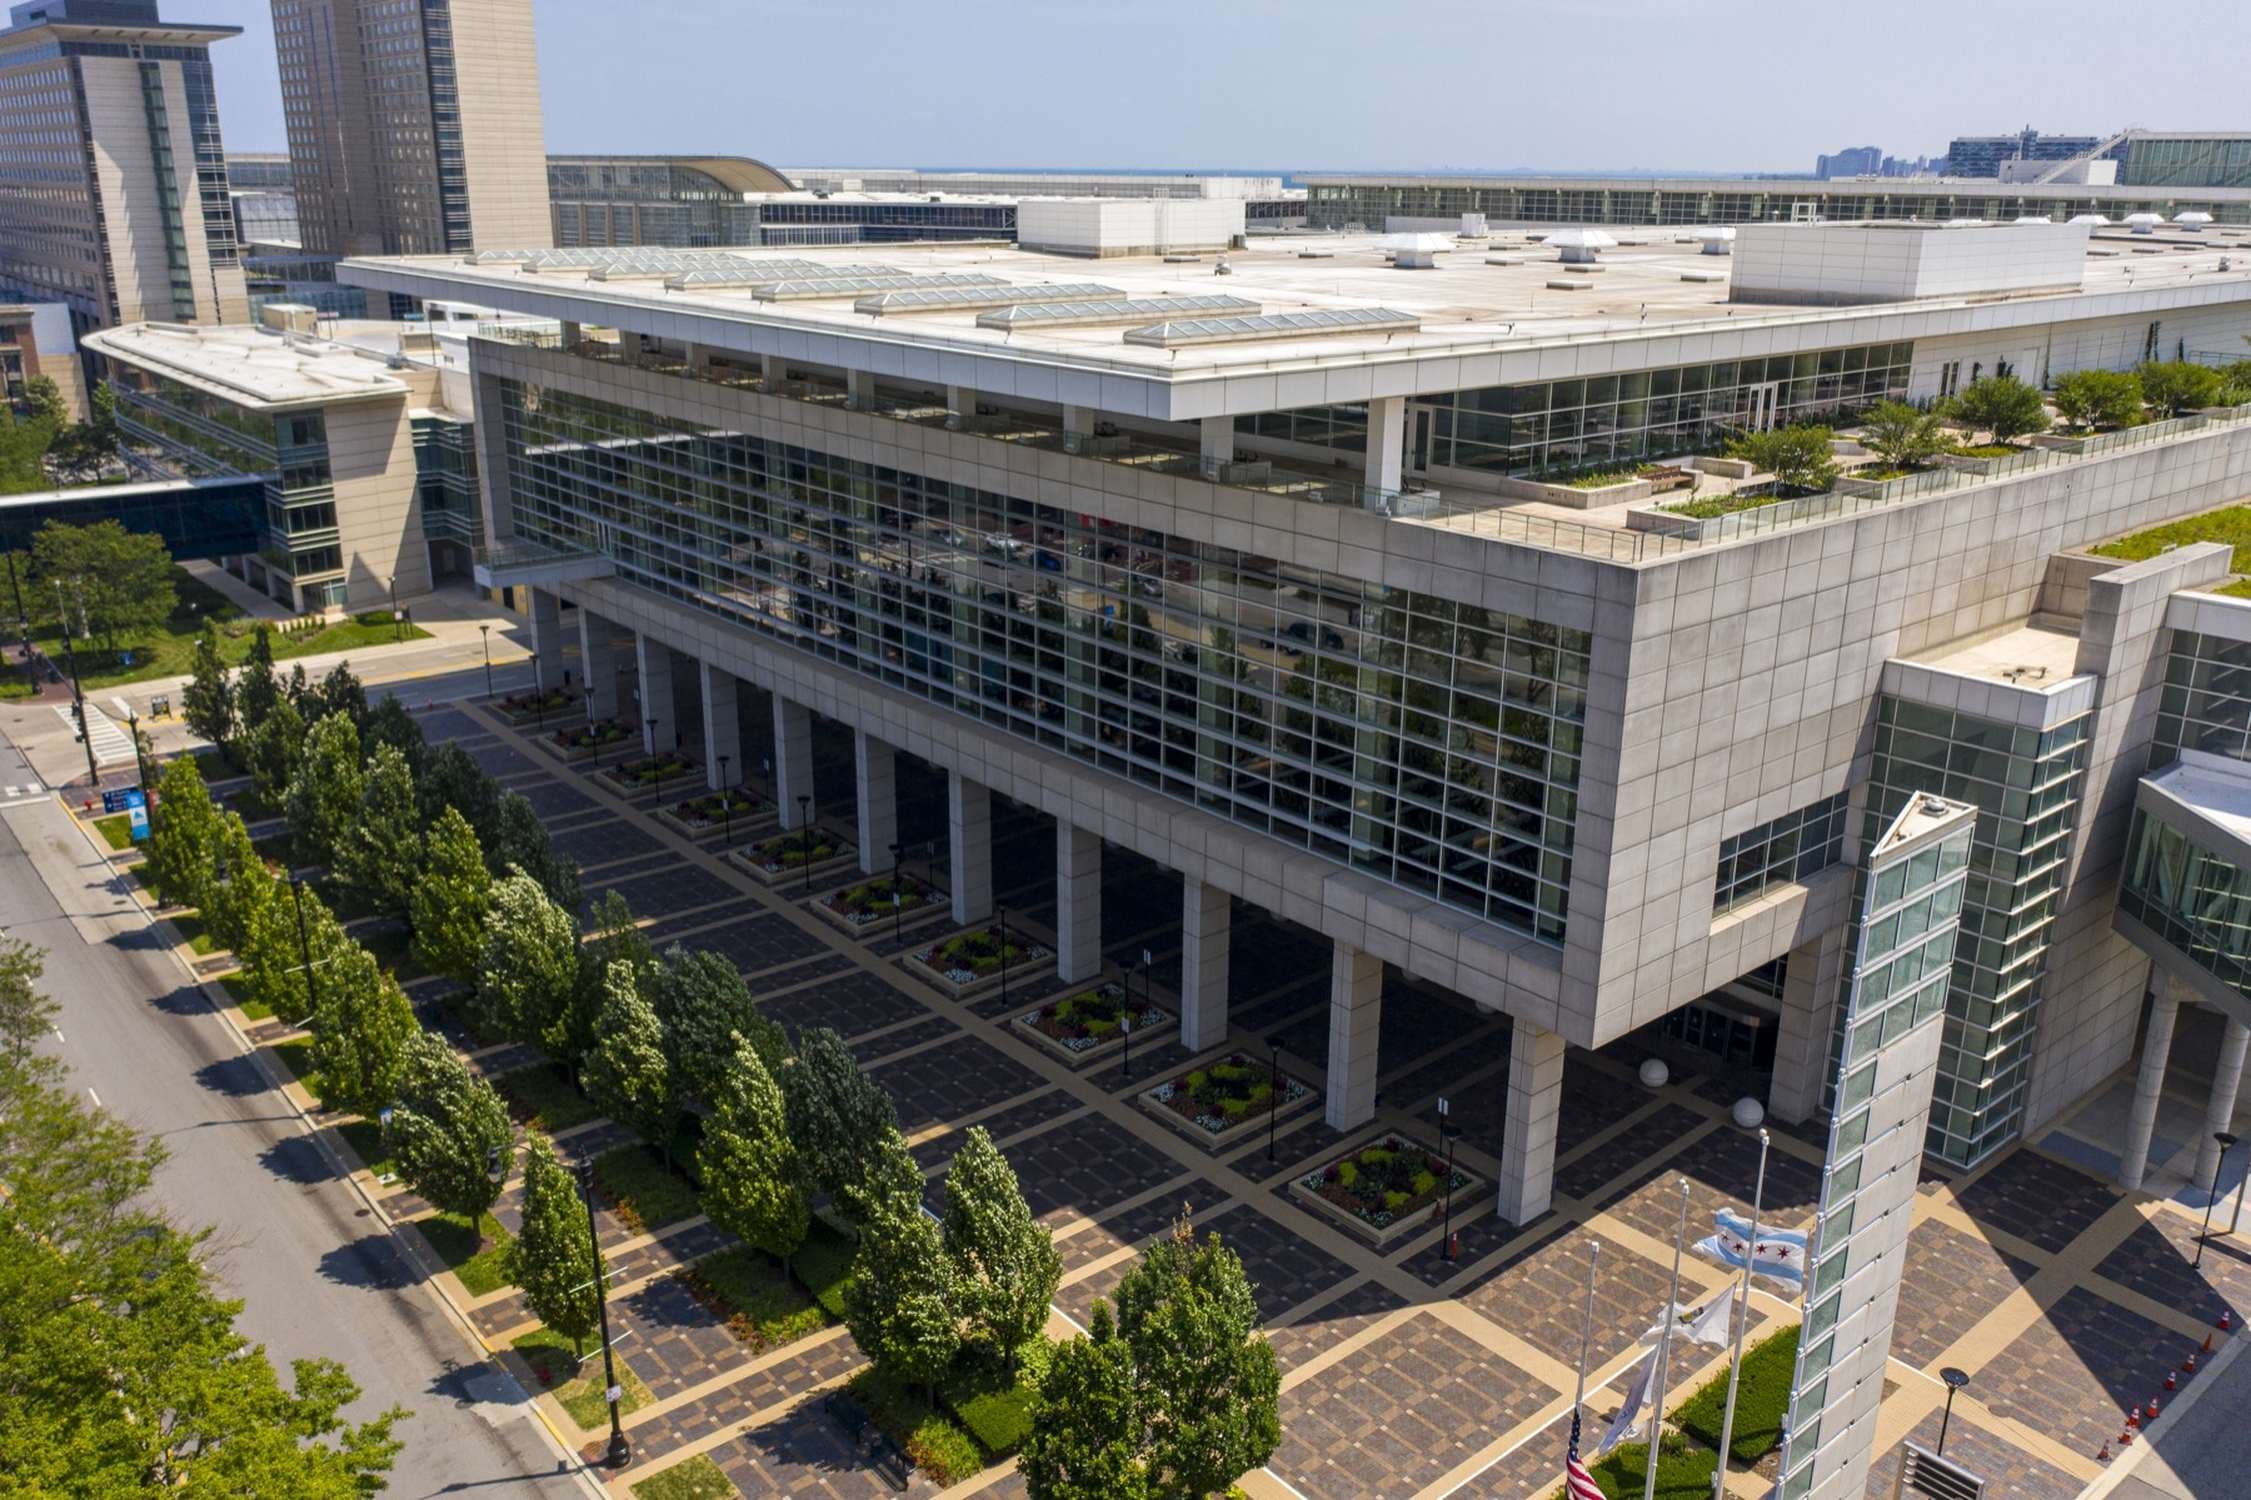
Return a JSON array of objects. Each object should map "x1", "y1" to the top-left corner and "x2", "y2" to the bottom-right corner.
[
  {"x1": 2109, "y1": 1322, "x2": 2251, "y2": 1500},
  {"x1": 2, "y1": 784, "x2": 594, "y2": 1498}
]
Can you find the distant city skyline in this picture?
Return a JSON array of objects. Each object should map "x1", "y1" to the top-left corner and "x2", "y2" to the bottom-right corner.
[{"x1": 188, "y1": 0, "x2": 2247, "y2": 176}]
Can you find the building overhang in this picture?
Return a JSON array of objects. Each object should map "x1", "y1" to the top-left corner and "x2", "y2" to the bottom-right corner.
[{"x1": 472, "y1": 539, "x2": 615, "y2": 591}]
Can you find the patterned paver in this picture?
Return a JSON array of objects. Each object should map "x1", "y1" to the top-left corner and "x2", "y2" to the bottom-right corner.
[
  {"x1": 1459, "y1": 1224, "x2": 1675, "y2": 1371},
  {"x1": 704, "y1": 1400, "x2": 932, "y2": 1498},
  {"x1": 1976, "y1": 1285, "x2": 2190, "y2": 1457},
  {"x1": 1891, "y1": 1218, "x2": 2040, "y2": 1368},
  {"x1": 1864, "y1": 1407, "x2": 2082, "y2": 1499},
  {"x1": 868, "y1": 1032, "x2": 1046, "y2": 1132},
  {"x1": 1950, "y1": 1149, "x2": 2121, "y2": 1255}
]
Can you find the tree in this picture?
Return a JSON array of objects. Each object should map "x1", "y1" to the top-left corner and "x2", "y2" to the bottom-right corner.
[
  {"x1": 310, "y1": 661, "x2": 368, "y2": 728},
  {"x1": 845, "y1": 1125, "x2": 929, "y2": 1230},
  {"x1": 181, "y1": 620, "x2": 235, "y2": 751},
  {"x1": 418, "y1": 742, "x2": 501, "y2": 850},
  {"x1": 20, "y1": 373, "x2": 65, "y2": 428},
  {"x1": 202, "y1": 810, "x2": 274, "y2": 956},
  {"x1": 943, "y1": 1126, "x2": 1061, "y2": 1356},
  {"x1": 361, "y1": 693, "x2": 425, "y2": 772},
  {"x1": 284, "y1": 711, "x2": 363, "y2": 869},
  {"x1": 30, "y1": 519, "x2": 174, "y2": 655},
  {"x1": 784, "y1": 1024, "x2": 899, "y2": 1212},
  {"x1": 2137, "y1": 359, "x2": 2225, "y2": 417},
  {"x1": 843, "y1": 1193, "x2": 960, "y2": 1397},
  {"x1": 333, "y1": 741, "x2": 418, "y2": 920},
  {"x1": 236, "y1": 879, "x2": 349, "y2": 1027},
  {"x1": 511, "y1": 1134, "x2": 603, "y2": 1355},
  {"x1": 582, "y1": 960, "x2": 674, "y2": 1158},
  {"x1": 1858, "y1": 399, "x2": 1949, "y2": 471},
  {"x1": 241, "y1": 692, "x2": 305, "y2": 801},
  {"x1": 493, "y1": 790, "x2": 580, "y2": 911},
  {"x1": 307, "y1": 944, "x2": 417, "y2": 1117},
  {"x1": 1020, "y1": 1301, "x2": 1151, "y2": 1500},
  {"x1": 1107, "y1": 1216, "x2": 1280, "y2": 1499},
  {"x1": 145, "y1": 753, "x2": 222, "y2": 912},
  {"x1": 385, "y1": 1029, "x2": 513, "y2": 1220},
  {"x1": 236, "y1": 624, "x2": 281, "y2": 728},
  {"x1": 647, "y1": 945, "x2": 785, "y2": 1108},
  {"x1": 410, "y1": 805, "x2": 492, "y2": 983},
  {"x1": 2051, "y1": 368, "x2": 2144, "y2": 431},
  {"x1": 1726, "y1": 423, "x2": 1837, "y2": 495},
  {"x1": 0, "y1": 936, "x2": 52, "y2": 1063},
  {"x1": 697, "y1": 1032, "x2": 807, "y2": 1260},
  {"x1": 477, "y1": 870, "x2": 580, "y2": 1052},
  {"x1": 1950, "y1": 374, "x2": 2050, "y2": 443}
]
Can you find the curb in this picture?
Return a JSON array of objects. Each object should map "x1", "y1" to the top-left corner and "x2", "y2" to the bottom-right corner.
[{"x1": 2075, "y1": 1318, "x2": 2246, "y2": 1500}]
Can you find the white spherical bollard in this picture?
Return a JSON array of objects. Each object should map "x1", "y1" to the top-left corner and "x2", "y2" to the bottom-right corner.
[
  {"x1": 1637, "y1": 1057, "x2": 1670, "y2": 1089},
  {"x1": 1732, "y1": 1095, "x2": 1766, "y2": 1129}
]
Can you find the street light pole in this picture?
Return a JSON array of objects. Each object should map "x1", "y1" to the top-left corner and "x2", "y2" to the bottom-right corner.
[
  {"x1": 1268, "y1": 1038, "x2": 1285, "y2": 1163},
  {"x1": 717, "y1": 754, "x2": 732, "y2": 848},
  {"x1": 124, "y1": 707, "x2": 149, "y2": 794},
  {"x1": 797, "y1": 795, "x2": 813, "y2": 893},
  {"x1": 889, "y1": 841, "x2": 905, "y2": 945},
  {"x1": 1438, "y1": 1096, "x2": 1456, "y2": 1261},
  {"x1": 1936, "y1": 1367, "x2": 1969, "y2": 1457},
  {"x1": 54, "y1": 581, "x2": 96, "y2": 789},
  {"x1": 997, "y1": 903, "x2": 1010, "y2": 1006},
  {"x1": 2196, "y1": 1132, "x2": 2239, "y2": 1269},
  {"x1": 576, "y1": 1162, "x2": 632, "y2": 1470},
  {"x1": 478, "y1": 623, "x2": 494, "y2": 700}
]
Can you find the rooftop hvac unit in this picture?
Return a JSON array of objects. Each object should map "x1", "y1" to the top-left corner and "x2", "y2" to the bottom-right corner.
[
  {"x1": 1547, "y1": 228, "x2": 1617, "y2": 264},
  {"x1": 2177, "y1": 211, "x2": 2215, "y2": 232},
  {"x1": 2070, "y1": 213, "x2": 2114, "y2": 225},
  {"x1": 1695, "y1": 226, "x2": 1735, "y2": 256},
  {"x1": 2125, "y1": 212, "x2": 2167, "y2": 233}
]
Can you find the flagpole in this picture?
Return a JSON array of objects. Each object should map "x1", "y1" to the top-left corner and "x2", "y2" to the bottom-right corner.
[
  {"x1": 1711, "y1": 1128, "x2": 1770, "y2": 1500},
  {"x1": 1574, "y1": 1238, "x2": 1601, "y2": 1414},
  {"x1": 1644, "y1": 1177, "x2": 1691, "y2": 1500}
]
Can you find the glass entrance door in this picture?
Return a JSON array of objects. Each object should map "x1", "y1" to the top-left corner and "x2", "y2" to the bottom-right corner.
[{"x1": 1744, "y1": 381, "x2": 1782, "y2": 431}]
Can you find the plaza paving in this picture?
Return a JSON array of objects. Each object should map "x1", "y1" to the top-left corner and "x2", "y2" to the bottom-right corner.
[{"x1": 194, "y1": 696, "x2": 2251, "y2": 1499}]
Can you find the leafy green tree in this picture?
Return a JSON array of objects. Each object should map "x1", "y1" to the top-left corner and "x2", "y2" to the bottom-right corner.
[
  {"x1": 844, "y1": 1192, "x2": 960, "y2": 1397},
  {"x1": 785, "y1": 1024, "x2": 900, "y2": 1212},
  {"x1": 2051, "y1": 368, "x2": 2144, "y2": 431},
  {"x1": 1950, "y1": 375, "x2": 2050, "y2": 442},
  {"x1": 697, "y1": 1031, "x2": 807, "y2": 1260},
  {"x1": 510, "y1": 1133, "x2": 602, "y2": 1356},
  {"x1": 647, "y1": 945, "x2": 785, "y2": 1108},
  {"x1": 333, "y1": 741, "x2": 418, "y2": 920},
  {"x1": 236, "y1": 878, "x2": 350, "y2": 1027},
  {"x1": 182, "y1": 620, "x2": 236, "y2": 751},
  {"x1": 494, "y1": 790, "x2": 580, "y2": 911},
  {"x1": 202, "y1": 810, "x2": 274, "y2": 955},
  {"x1": 2137, "y1": 359, "x2": 2226, "y2": 417},
  {"x1": 1858, "y1": 399, "x2": 1949, "y2": 471},
  {"x1": 20, "y1": 373, "x2": 65, "y2": 427},
  {"x1": 145, "y1": 753, "x2": 222, "y2": 911},
  {"x1": 0, "y1": 411, "x2": 52, "y2": 494},
  {"x1": 30, "y1": 519, "x2": 174, "y2": 654},
  {"x1": 385, "y1": 1029, "x2": 513, "y2": 1220},
  {"x1": 307, "y1": 944, "x2": 417, "y2": 1117},
  {"x1": 582, "y1": 960, "x2": 674, "y2": 1158},
  {"x1": 0, "y1": 936, "x2": 52, "y2": 1063},
  {"x1": 284, "y1": 711, "x2": 363, "y2": 868},
  {"x1": 242, "y1": 692, "x2": 305, "y2": 801},
  {"x1": 311, "y1": 661, "x2": 368, "y2": 728},
  {"x1": 1020, "y1": 1300, "x2": 1151, "y2": 1500},
  {"x1": 282, "y1": 663, "x2": 315, "y2": 718},
  {"x1": 943, "y1": 1126, "x2": 1061, "y2": 1356},
  {"x1": 236, "y1": 624, "x2": 281, "y2": 728},
  {"x1": 1108, "y1": 1216, "x2": 1280, "y2": 1499},
  {"x1": 1726, "y1": 423, "x2": 1837, "y2": 495},
  {"x1": 361, "y1": 693, "x2": 425, "y2": 773},
  {"x1": 418, "y1": 741, "x2": 501, "y2": 849},
  {"x1": 477, "y1": 870, "x2": 581, "y2": 1052},
  {"x1": 410, "y1": 805, "x2": 492, "y2": 982},
  {"x1": 845, "y1": 1125, "x2": 928, "y2": 1230}
]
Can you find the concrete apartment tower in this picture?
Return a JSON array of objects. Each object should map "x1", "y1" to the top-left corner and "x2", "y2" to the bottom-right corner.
[
  {"x1": 272, "y1": 0, "x2": 552, "y2": 258},
  {"x1": 0, "y1": 0, "x2": 251, "y2": 335}
]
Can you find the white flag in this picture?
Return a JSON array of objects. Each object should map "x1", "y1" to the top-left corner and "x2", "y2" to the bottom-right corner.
[{"x1": 1596, "y1": 1346, "x2": 1656, "y2": 1457}]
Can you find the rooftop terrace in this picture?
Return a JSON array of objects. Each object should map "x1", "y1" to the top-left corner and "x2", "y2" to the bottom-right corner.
[{"x1": 83, "y1": 322, "x2": 413, "y2": 410}]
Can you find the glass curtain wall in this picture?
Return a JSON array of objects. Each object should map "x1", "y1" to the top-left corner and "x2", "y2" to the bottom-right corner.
[{"x1": 2119, "y1": 810, "x2": 2251, "y2": 1001}]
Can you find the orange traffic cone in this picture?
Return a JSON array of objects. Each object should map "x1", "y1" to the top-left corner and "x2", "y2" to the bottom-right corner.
[
  {"x1": 2126, "y1": 1409, "x2": 2141, "y2": 1430},
  {"x1": 2165, "y1": 1370, "x2": 2177, "y2": 1391},
  {"x1": 2186, "y1": 1352, "x2": 2200, "y2": 1374},
  {"x1": 2147, "y1": 1398, "x2": 2161, "y2": 1421},
  {"x1": 2206, "y1": 1333, "x2": 2217, "y2": 1353},
  {"x1": 2098, "y1": 1441, "x2": 2112, "y2": 1461},
  {"x1": 2121, "y1": 1429, "x2": 2136, "y2": 1447}
]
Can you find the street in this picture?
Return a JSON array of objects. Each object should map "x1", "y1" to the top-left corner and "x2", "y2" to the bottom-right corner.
[{"x1": 0, "y1": 725, "x2": 591, "y2": 1497}]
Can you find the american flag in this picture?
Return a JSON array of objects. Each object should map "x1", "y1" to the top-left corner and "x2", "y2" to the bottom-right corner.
[{"x1": 1565, "y1": 1407, "x2": 1603, "y2": 1500}]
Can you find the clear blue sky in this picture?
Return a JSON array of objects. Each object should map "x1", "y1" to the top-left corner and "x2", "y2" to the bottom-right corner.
[{"x1": 198, "y1": 0, "x2": 2251, "y2": 175}]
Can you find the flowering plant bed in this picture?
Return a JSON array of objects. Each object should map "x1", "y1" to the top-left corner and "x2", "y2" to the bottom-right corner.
[
  {"x1": 660, "y1": 789, "x2": 769, "y2": 834},
  {"x1": 1289, "y1": 1133, "x2": 1483, "y2": 1247},
  {"x1": 729, "y1": 827, "x2": 856, "y2": 887},
  {"x1": 814, "y1": 874, "x2": 937, "y2": 935},
  {"x1": 1011, "y1": 982, "x2": 1172, "y2": 1066},
  {"x1": 901, "y1": 924, "x2": 1053, "y2": 999},
  {"x1": 498, "y1": 687, "x2": 578, "y2": 724},
  {"x1": 602, "y1": 752, "x2": 697, "y2": 790},
  {"x1": 549, "y1": 718, "x2": 633, "y2": 761},
  {"x1": 1137, "y1": 1051, "x2": 1313, "y2": 1150}
]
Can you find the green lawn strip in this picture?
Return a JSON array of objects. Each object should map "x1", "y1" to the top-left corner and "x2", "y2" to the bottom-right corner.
[
  {"x1": 271, "y1": 614, "x2": 432, "y2": 661},
  {"x1": 250, "y1": 831, "x2": 295, "y2": 870},
  {"x1": 792, "y1": 1216, "x2": 856, "y2": 1318},
  {"x1": 188, "y1": 746, "x2": 243, "y2": 784},
  {"x1": 511, "y1": 1325, "x2": 652, "y2": 1430},
  {"x1": 167, "y1": 912, "x2": 219, "y2": 957},
  {"x1": 416, "y1": 1210, "x2": 515, "y2": 1295},
  {"x1": 846, "y1": 1365, "x2": 985, "y2": 1486},
  {"x1": 591, "y1": 1144, "x2": 700, "y2": 1236},
  {"x1": 267, "y1": 1037, "x2": 326, "y2": 1106},
  {"x1": 1674, "y1": 1325, "x2": 1798, "y2": 1463},
  {"x1": 2220, "y1": 578, "x2": 2251, "y2": 599},
  {"x1": 493, "y1": 1062, "x2": 601, "y2": 1131},
  {"x1": 1664, "y1": 489, "x2": 1792, "y2": 520},
  {"x1": 629, "y1": 1455, "x2": 734, "y2": 1500},
  {"x1": 90, "y1": 812, "x2": 134, "y2": 850},
  {"x1": 1556, "y1": 1432, "x2": 1719, "y2": 1500},
  {"x1": 133, "y1": 863, "x2": 186, "y2": 909},
  {"x1": 939, "y1": 1338, "x2": 1046, "y2": 1457},
  {"x1": 2093, "y1": 504, "x2": 2251, "y2": 570},
  {"x1": 677, "y1": 1245, "x2": 829, "y2": 1352},
  {"x1": 333, "y1": 1117, "x2": 395, "y2": 1179},
  {"x1": 217, "y1": 971, "x2": 272, "y2": 1020}
]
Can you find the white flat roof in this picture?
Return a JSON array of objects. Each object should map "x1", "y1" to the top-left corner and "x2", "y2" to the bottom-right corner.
[{"x1": 83, "y1": 322, "x2": 411, "y2": 410}]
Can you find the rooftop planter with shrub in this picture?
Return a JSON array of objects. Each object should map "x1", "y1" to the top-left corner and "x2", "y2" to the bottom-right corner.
[
  {"x1": 732, "y1": 826, "x2": 855, "y2": 885},
  {"x1": 904, "y1": 923, "x2": 1052, "y2": 998},
  {"x1": 602, "y1": 752, "x2": 697, "y2": 790},
  {"x1": 1290, "y1": 1132, "x2": 1483, "y2": 1246},
  {"x1": 550, "y1": 718, "x2": 634, "y2": 759},
  {"x1": 815, "y1": 873, "x2": 936, "y2": 934},
  {"x1": 1011, "y1": 981, "x2": 1171, "y2": 1065},
  {"x1": 1139, "y1": 1051, "x2": 1313, "y2": 1148}
]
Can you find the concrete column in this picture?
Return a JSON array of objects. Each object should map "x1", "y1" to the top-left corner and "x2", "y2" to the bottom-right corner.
[
  {"x1": 946, "y1": 384, "x2": 972, "y2": 431},
  {"x1": 1180, "y1": 878, "x2": 1231, "y2": 1051},
  {"x1": 1496, "y1": 1020, "x2": 1567, "y2": 1225},
  {"x1": 948, "y1": 771, "x2": 993, "y2": 925},
  {"x1": 761, "y1": 352, "x2": 785, "y2": 390},
  {"x1": 772, "y1": 697, "x2": 816, "y2": 829},
  {"x1": 526, "y1": 587, "x2": 567, "y2": 693},
  {"x1": 2122, "y1": 984, "x2": 2182, "y2": 1192},
  {"x1": 1199, "y1": 414, "x2": 1235, "y2": 475},
  {"x1": 685, "y1": 342, "x2": 712, "y2": 373},
  {"x1": 699, "y1": 661, "x2": 741, "y2": 792},
  {"x1": 1055, "y1": 822, "x2": 1101, "y2": 983},
  {"x1": 1062, "y1": 402, "x2": 1092, "y2": 452},
  {"x1": 635, "y1": 634, "x2": 676, "y2": 755},
  {"x1": 2193, "y1": 1015, "x2": 2251, "y2": 1190},
  {"x1": 1769, "y1": 924, "x2": 1850, "y2": 1124},
  {"x1": 846, "y1": 368, "x2": 876, "y2": 411},
  {"x1": 855, "y1": 730, "x2": 897, "y2": 876},
  {"x1": 1325, "y1": 942, "x2": 1383, "y2": 1130},
  {"x1": 579, "y1": 610, "x2": 621, "y2": 718},
  {"x1": 1365, "y1": 394, "x2": 1406, "y2": 494},
  {"x1": 558, "y1": 320, "x2": 580, "y2": 346}
]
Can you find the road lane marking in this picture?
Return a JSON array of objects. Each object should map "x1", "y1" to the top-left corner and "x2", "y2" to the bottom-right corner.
[
  {"x1": 86, "y1": 1087, "x2": 101, "y2": 1107},
  {"x1": 52, "y1": 1027, "x2": 63, "y2": 1043}
]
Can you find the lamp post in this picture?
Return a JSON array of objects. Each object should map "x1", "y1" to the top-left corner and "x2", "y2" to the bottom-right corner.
[
  {"x1": 645, "y1": 717, "x2": 660, "y2": 793},
  {"x1": 1936, "y1": 1367, "x2": 1970, "y2": 1456},
  {"x1": 716, "y1": 754, "x2": 732, "y2": 847},
  {"x1": 997, "y1": 902, "x2": 1010, "y2": 1006},
  {"x1": 53, "y1": 581, "x2": 96, "y2": 789},
  {"x1": 1438, "y1": 1096, "x2": 1457, "y2": 1260},
  {"x1": 477, "y1": 623, "x2": 494, "y2": 701},
  {"x1": 796, "y1": 795, "x2": 812, "y2": 892},
  {"x1": 889, "y1": 841, "x2": 905, "y2": 945},
  {"x1": 576, "y1": 1161, "x2": 632, "y2": 1470},
  {"x1": 2195, "y1": 1131, "x2": 2240, "y2": 1269},
  {"x1": 1268, "y1": 1037, "x2": 1286, "y2": 1163},
  {"x1": 123, "y1": 706, "x2": 149, "y2": 796},
  {"x1": 387, "y1": 577, "x2": 403, "y2": 642}
]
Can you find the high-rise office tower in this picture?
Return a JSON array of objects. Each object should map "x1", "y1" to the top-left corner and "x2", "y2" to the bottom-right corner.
[
  {"x1": 0, "y1": 0, "x2": 250, "y2": 333},
  {"x1": 272, "y1": 0, "x2": 551, "y2": 258}
]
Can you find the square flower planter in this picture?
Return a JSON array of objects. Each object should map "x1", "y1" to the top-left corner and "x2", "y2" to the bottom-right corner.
[
  {"x1": 548, "y1": 720, "x2": 635, "y2": 763},
  {"x1": 498, "y1": 691, "x2": 580, "y2": 726},
  {"x1": 901, "y1": 923, "x2": 1053, "y2": 1000},
  {"x1": 728, "y1": 829, "x2": 857, "y2": 888},
  {"x1": 1136, "y1": 1051, "x2": 1314, "y2": 1152},
  {"x1": 1288, "y1": 1132, "x2": 1485, "y2": 1248},
  {"x1": 1011, "y1": 982, "x2": 1173, "y2": 1067},
  {"x1": 659, "y1": 790, "x2": 772, "y2": 839},
  {"x1": 813, "y1": 873, "x2": 940, "y2": 938},
  {"x1": 601, "y1": 754, "x2": 699, "y2": 793}
]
